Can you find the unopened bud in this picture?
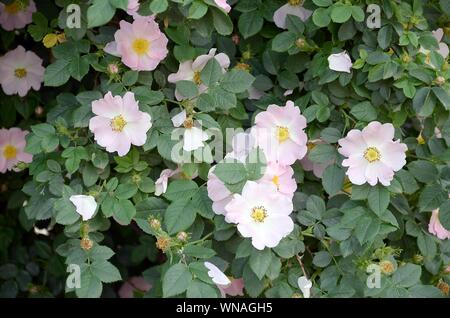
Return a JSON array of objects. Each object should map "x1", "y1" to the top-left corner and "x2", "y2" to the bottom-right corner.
[
  {"x1": 156, "y1": 236, "x2": 171, "y2": 252},
  {"x1": 35, "y1": 105, "x2": 44, "y2": 116},
  {"x1": 80, "y1": 237, "x2": 93, "y2": 251},
  {"x1": 242, "y1": 50, "x2": 252, "y2": 60},
  {"x1": 413, "y1": 254, "x2": 424, "y2": 264},
  {"x1": 295, "y1": 38, "x2": 306, "y2": 48},
  {"x1": 379, "y1": 260, "x2": 395, "y2": 275},
  {"x1": 401, "y1": 53, "x2": 411, "y2": 63},
  {"x1": 437, "y1": 281, "x2": 449, "y2": 296},
  {"x1": 232, "y1": 34, "x2": 240, "y2": 45},
  {"x1": 235, "y1": 62, "x2": 251, "y2": 72},
  {"x1": 177, "y1": 231, "x2": 188, "y2": 242},
  {"x1": 435, "y1": 76, "x2": 445, "y2": 86},
  {"x1": 149, "y1": 218, "x2": 161, "y2": 230},
  {"x1": 107, "y1": 63, "x2": 119, "y2": 75}
]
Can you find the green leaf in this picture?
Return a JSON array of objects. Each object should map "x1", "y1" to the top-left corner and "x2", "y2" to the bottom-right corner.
[
  {"x1": 407, "y1": 160, "x2": 438, "y2": 183},
  {"x1": 69, "y1": 55, "x2": 90, "y2": 81},
  {"x1": 76, "y1": 269, "x2": 102, "y2": 298},
  {"x1": 214, "y1": 162, "x2": 247, "y2": 184},
  {"x1": 271, "y1": 31, "x2": 296, "y2": 53},
  {"x1": 220, "y1": 70, "x2": 255, "y2": 93},
  {"x1": 162, "y1": 263, "x2": 192, "y2": 297},
  {"x1": 368, "y1": 186, "x2": 390, "y2": 216},
  {"x1": 87, "y1": 0, "x2": 115, "y2": 28},
  {"x1": 249, "y1": 248, "x2": 272, "y2": 280},
  {"x1": 312, "y1": 8, "x2": 331, "y2": 27},
  {"x1": 176, "y1": 80, "x2": 199, "y2": 99},
  {"x1": 313, "y1": 251, "x2": 332, "y2": 267},
  {"x1": 308, "y1": 144, "x2": 337, "y2": 164},
  {"x1": 200, "y1": 58, "x2": 223, "y2": 86},
  {"x1": 351, "y1": 6, "x2": 365, "y2": 22},
  {"x1": 211, "y1": 8, "x2": 233, "y2": 36},
  {"x1": 189, "y1": 1, "x2": 208, "y2": 19},
  {"x1": 432, "y1": 86, "x2": 450, "y2": 110},
  {"x1": 330, "y1": 5, "x2": 352, "y2": 23},
  {"x1": 238, "y1": 10, "x2": 264, "y2": 39},
  {"x1": 392, "y1": 264, "x2": 421, "y2": 288},
  {"x1": 164, "y1": 199, "x2": 197, "y2": 234},
  {"x1": 350, "y1": 101, "x2": 377, "y2": 122},
  {"x1": 186, "y1": 280, "x2": 218, "y2": 298},
  {"x1": 418, "y1": 183, "x2": 447, "y2": 211},
  {"x1": 122, "y1": 70, "x2": 139, "y2": 86},
  {"x1": 112, "y1": 199, "x2": 136, "y2": 225},
  {"x1": 90, "y1": 260, "x2": 122, "y2": 283},
  {"x1": 150, "y1": 0, "x2": 168, "y2": 14},
  {"x1": 322, "y1": 164, "x2": 345, "y2": 196},
  {"x1": 183, "y1": 245, "x2": 216, "y2": 259},
  {"x1": 438, "y1": 200, "x2": 450, "y2": 231},
  {"x1": 115, "y1": 184, "x2": 138, "y2": 200},
  {"x1": 44, "y1": 59, "x2": 71, "y2": 87},
  {"x1": 164, "y1": 180, "x2": 199, "y2": 201}
]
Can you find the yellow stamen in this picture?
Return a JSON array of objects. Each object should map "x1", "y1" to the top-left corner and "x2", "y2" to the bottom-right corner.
[
  {"x1": 132, "y1": 38, "x2": 150, "y2": 56},
  {"x1": 364, "y1": 147, "x2": 381, "y2": 163},
  {"x1": 5, "y1": 1, "x2": 22, "y2": 14},
  {"x1": 307, "y1": 142, "x2": 316, "y2": 151},
  {"x1": 277, "y1": 126, "x2": 290, "y2": 143},
  {"x1": 3, "y1": 145, "x2": 17, "y2": 160},
  {"x1": 251, "y1": 206, "x2": 267, "y2": 223},
  {"x1": 14, "y1": 68, "x2": 27, "y2": 78},
  {"x1": 288, "y1": 0, "x2": 302, "y2": 5},
  {"x1": 111, "y1": 115, "x2": 127, "y2": 132},
  {"x1": 272, "y1": 175, "x2": 280, "y2": 189},
  {"x1": 193, "y1": 71, "x2": 202, "y2": 85}
]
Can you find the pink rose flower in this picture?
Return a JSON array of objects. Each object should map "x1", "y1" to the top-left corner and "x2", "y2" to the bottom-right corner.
[
  {"x1": 218, "y1": 278, "x2": 244, "y2": 298},
  {"x1": 328, "y1": 51, "x2": 353, "y2": 73},
  {"x1": 0, "y1": 46, "x2": 44, "y2": 97},
  {"x1": 207, "y1": 166, "x2": 233, "y2": 216},
  {"x1": 0, "y1": 127, "x2": 33, "y2": 173},
  {"x1": 155, "y1": 168, "x2": 180, "y2": 196},
  {"x1": 127, "y1": 0, "x2": 140, "y2": 16},
  {"x1": 420, "y1": 28, "x2": 449, "y2": 68},
  {"x1": 251, "y1": 100, "x2": 308, "y2": 166},
  {"x1": 0, "y1": 0, "x2": 36, "y2": 31},
  {"x1": 338, "y1": 121, "x2": 407, "y2": 186},
  {"x1": 118, "y1": 276, "x2": 151, "y2": 298},
  {"x1": 214, "y1": 0, "x2": 231, "y2": 13},
  {"x1": 273, "y1": 1, "x2": 312, "y2": 29},
  {"x1": 258, "y1": 162, "x2": 297, "y2": 199},
  {"x1": 89, "y1": 92, "x2": 152, "y2": 156},
  {"x1": 168, "y1": 48, "x2": 230, "y2": 100},
  {"x1": 171, "y1": 110, "x2": 209, "y2": 151},
  {"x1": 429, "y1": 197, "x2": 450, "y2": 240},
  {"x1": 104, "y1": 16, "x2": 168, "y2": 71},
  {"x1": 224, "y1": 181, "x2": 294, "y2": 250}
]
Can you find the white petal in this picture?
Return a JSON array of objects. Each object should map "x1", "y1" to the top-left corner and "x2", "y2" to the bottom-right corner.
[
  {"x1": 204, "y1": 262, "x2": 231, "y2": 286},
  {"x1": 69, "y1": 195, "x2": 97, "y2": 221},
  {"x1": 171, "y1": 110, "x2": 186, "y2": 127},
  {"x1": 183, "y1": 127, "x2": 208, "y2": 151},
  {"x1": 328, "y1": 51, "x2": 353, "y2": 73},
  {"x1": 298, "y1": 276, "x2": 312, "y2": 298},
  {"x1": 104, "y1": 41, "x2": 120, "y2": 57}
]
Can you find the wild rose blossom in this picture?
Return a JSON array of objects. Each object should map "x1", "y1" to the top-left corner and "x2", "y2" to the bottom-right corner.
[
  {"x1": 298, "y1": 276, "x2": 312, "y2": 298},
  {"x1": 338, "y1": 121, "x2": 407, "y2": 186},
  {"x1": 251, "y1": 100, "x2": 308, "y2": 166},
  {"x1": 419, "y1": 28, "x2": 449, "y2": 68},
  {"x1": 104, "y1": 16, "x2": 168, "y2": 71},
  {"x1": 0, "y1": 0, "x2": 36, "y2": 31},
  {"x1": 171, "y1": 110, "x2": 209, "y2": 152},
  {"x1": 89, "y1": 92, "x2": 152, "y2": 156},
  {"x1": 0, "y1": 127, "x2": 32, "y2": 173},
  {"x1": 218, "y1": 278, "x2": 244, "y2": 298},
  {"x1": 224, "y1": 181, "x2": 294, "y2": 250},
  {"x1": 328, "y1": 51, "x2": 353, "y2": 73},
  {"x1": 258, "y1": 162, "x2": 297, "y2": 199},
  {"x1": 69, "y1": 195, "x2": 97, "y2": 221},
  {"x1": 429, "y1": 197, "x2": 450, "y2": 240},
  {"x1": 168, "y1": 48, "x2": 230, "y2": 100},
  {"x1": 273, "y1": 0, "x2": 312, "y2": 29},
  {"x1": 0, "y1": 46, "x2": 45, "y2": 97}
]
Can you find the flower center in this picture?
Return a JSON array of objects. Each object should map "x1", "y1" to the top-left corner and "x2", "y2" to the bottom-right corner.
[
  {"x1": 111, "y1": 115, "x2": 127, "y2": 132},
  {"x1": 183, "y1": 118, "x2": 194, "y2": 129},
  {"x1": 251, "y1": 206, "x2": 267, "y2": 223},
  {"x1": 307, "y1": 142, "x2": 316, "y2": 151},
  {"x1": 276, "y1": 126, "x2": 290, "y2": 143},
  {"x1": 5, "y1": 0, "x2": 27, "y2": 14},
  {"x1": 132, "y1": 38, "x2": 150, "y2": 56},
  {"x1": 14, "y1": 68, "x2": 27, "y2": 78},
  {"x1": 363, "y1": 147, "x2": 381, "y2": 163},
  {"x1": 288, "y1": 0, "x2": 302, "y2": 6},
  {"x1": 3, "y1": 144, "x2": 17, "y2": 160},
  {"x1": 272, "y1": 175, "x2": 280, "y2": 189},
  {"x1": 193, "y1": 71, "x2": 202, "y2": 85}
]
